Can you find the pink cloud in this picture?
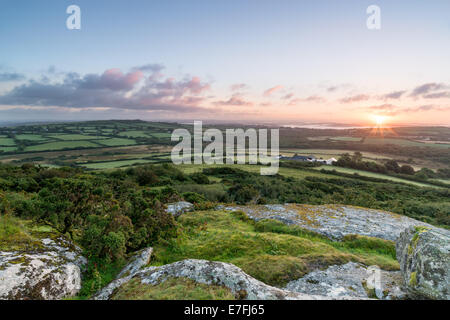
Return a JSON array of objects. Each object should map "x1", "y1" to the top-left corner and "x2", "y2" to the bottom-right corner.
[
  {"x1": 101, "y1": 69, "x2": 143, "y2": 91},
  {"x1": 287, "y1": 95, "x2": 325, "y2": 105},
  {"x1": 263, "y1": 85, "x2": 283, "y2": 96},
  {"x1": 303, "y1": 95, "x2": 326, "y2": 103},
  {"x1": 365, "y1": 103, "x2": 450, "y2": 116},
  {"x1": 282, "y1": 93, "x2": 294, "y2": 100},
  {"x1": 185, "y1": 76, "x2": 211, "y2": 94},
  {"x1": 339, "y1": 94, "x2": 370, "y2": 103},
  {"x1": 214, "y1": 93, "x2": 253, "y2": 106}
]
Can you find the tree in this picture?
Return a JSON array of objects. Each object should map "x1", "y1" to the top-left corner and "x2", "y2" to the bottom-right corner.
[
  {"x1": 436, "y1": 168, "x2": 450, "y2": 179},
  {"x1": 351, "y1": 152, "x2": 363, "y2": 163},
  {"x1": 190, "y1": 172, "x2": 210, "y2": 184},
  {"x1": 399, "y1": 165, "x2": 415, "y2": 175},
  {"x1": 415, "y1": 167, "x2": 436, "y2": 179},
  {"x1": 34, "y1": 179, "x2": 99, "y2": 237},
  {"x1": 135, "y1": 168, "x2": 159, "y2": 186},
  {"x1": 230, "y1": 184, "x2": 260, "y2": 204},
  {"x1": 384, "y1": 160, "x2": 400, "y2": 173}
]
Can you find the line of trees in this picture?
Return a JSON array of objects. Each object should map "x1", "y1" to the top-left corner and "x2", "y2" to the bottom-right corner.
[{"x1": 334, "y1": 152, "x2": 450, "y2": 181}]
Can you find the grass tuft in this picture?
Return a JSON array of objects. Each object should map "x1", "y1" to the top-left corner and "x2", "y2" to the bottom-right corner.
[
  {"x1": 0, "y1": 214, "x2": 34, "y2": 250},
  {"x1": 151, "y1": 210, "x2": 399, "y2": 287},
  {"x1": 111, "y1": 277, "x2": 236, "y2": 300}
]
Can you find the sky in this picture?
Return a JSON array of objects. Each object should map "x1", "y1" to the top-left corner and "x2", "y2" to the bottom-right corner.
[{"x1": 0, "y1": 0, "x2": 449, "y2": 126}]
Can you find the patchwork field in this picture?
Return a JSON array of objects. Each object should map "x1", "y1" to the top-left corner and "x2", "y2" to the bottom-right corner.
[
  {"x1": 47, "y1": 134, "x2": 105, "y2": 141},
  {"x1": 15, "y1": 134, "x2": 48, "y2": 141},
  {"x1": 118, "y1": 130, "x2": 152, "y2": 138},
  {"x1": 0, "y1": 144, "x2": 172, "y2": 165},
  {"x1": 0, "y1": 121, "x2": 448, "y2": 190},
  {"x1": 363, "y1": 137, "x2": 450, "y2": 148},
  {"x1": 0, "y1": 146, "x2": 17, "y2": 152},
  {"x1": 0, "y1": 120, "x2": 182, "y2": 157},
  {"x1": 25, "y1": 141, "x2": 101, "y2": 152}
]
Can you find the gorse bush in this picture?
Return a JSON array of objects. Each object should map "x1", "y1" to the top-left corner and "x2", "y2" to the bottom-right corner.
[
  {"x1": 190, "y1": 172, "x2": 210, "y2": 184},
  {"x1": 0, "y1": 163, "x2": 179, "y2": 262},
  {"x1": 182, "y1": 192, "x2": 207, "y2": 204},
  {"x1": 175, "y1": 183, "x2": 227, "y2": 202}
]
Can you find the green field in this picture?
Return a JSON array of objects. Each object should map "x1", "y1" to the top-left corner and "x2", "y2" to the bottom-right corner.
[
  {"x1": 149, "y1": 132, "x2": 172, "y2": 138},
  {"x1": 331, "y1": 137, "x2": 362, "y2": 141},
  {"x1": 0, "y1": 121, "x2": 179, "y2": 156},
  {"x1": 0, "y1": 146, "x2": 17, "y2": 152},
  {"x1": 48, "y1": 134, "x2": 105, "y2": 140},
  {"x1": 25, "y1": 141, "x2": 100, "y2": 152},
  {"x1": 364, "y1": 137, "x2": 450, "y2": 148},
  {"x1": 118, "y1": 130, "x2": 151, "y2": 138},
  {"x1": 314, "y1": 165, "x2": 439, "y2": 188},
  {"x1": 175, "y1": 162, "x2": 442, "y2": 189},
  {"x1": 82, "y1": 129, "x2": 100, "y2": 133},
  {"x1": 0, "y1": 138, "x2": 16, "y2": 146},
  {"x1": 177, "y1": 163, "x2": 329, "y2": 179},
  {"x1": 305, "y1": 136, "x2": 450, "y2": 148},
  {"x1": 15, "y1": 134, "x2": 48, "y2": 141},
  {"x1": 141, "y1": 122, "x2": 178, "y2": 129},
  {"x1": 307, "y1": 136, "x2": 361, "y2": 142},
  {"x1": 96, "y1": 138, "x2": 137, "y2": 146},
  {"x1": 81, "y1": 159, "x2": 156, "y2": 169}
]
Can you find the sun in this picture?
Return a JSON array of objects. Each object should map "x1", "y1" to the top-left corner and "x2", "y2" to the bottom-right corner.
[{"x1": 373, "y1": 115, "x2": 386, "y2": 126}]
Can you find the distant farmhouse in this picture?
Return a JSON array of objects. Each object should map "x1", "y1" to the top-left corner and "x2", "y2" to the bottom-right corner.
[
  {"x1": 319, "y1": 157, "x2": 337, "y2": 165},
  {"x1": 280, "y1": 154, "x2": 337, "y2": 165}
]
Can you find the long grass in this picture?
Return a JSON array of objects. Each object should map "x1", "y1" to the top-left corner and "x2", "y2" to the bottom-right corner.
[
  {"x1": 151, "y1": 210, "x2": 399, "y2": 287},
  {"x1": 111, "y1": 277, "x2": 235, "y2": 300}
]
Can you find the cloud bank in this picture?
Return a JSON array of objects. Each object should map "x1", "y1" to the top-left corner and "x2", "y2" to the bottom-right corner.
[{"x1": 0, "y1": 67, "x2": 212, "y2": 114}]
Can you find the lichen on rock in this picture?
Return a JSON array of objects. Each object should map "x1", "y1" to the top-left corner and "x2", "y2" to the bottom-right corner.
[
  {"x1": 396, "y1": 226, "x2": 450, "y2": 300},
  {"x1": 166, "y1": 201, "x2": 194, "y2": 218},
  {"x1": 0, "y1": 235, "x2": 87, "y2": 300},
  {"x1": 285, "y1": 262, "x2": 406, "y2": 300},
  {"x1": 220, "y1": 204, "x2": 434, "y2": 241},
  {"x1": 96, "y1": 259, "x2": 365, "y2": 300}
]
